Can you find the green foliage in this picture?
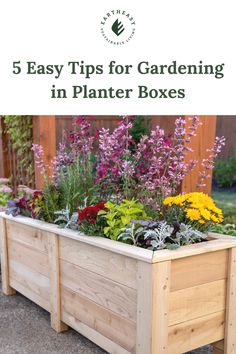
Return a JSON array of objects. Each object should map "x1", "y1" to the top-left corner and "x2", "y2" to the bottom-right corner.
[
  {"x1": 40, "y1": 179, "x2": 60, "y2": 223},
  {"x1": 211, "y1": 191, "x2": 236, "y2": 224},
  {"x1": 213, "y1": 155, "x2": 236, "y2": 188},
  {"x1": 78, "y1": 216, "x2": 107, "y2": 236},
  {"x1": 210, "y1": 223, "x2": 236, "y2": 236},
  {"x1": 0, "y1": 193, "x2": 9, "y2": 207},
  {"x1": 3, "y1": 116, "x2": 34, "y2": 186},
  {"x1": 99, "y1": 199, "x2": 149, "y2": 240},
  {"x1": 130, "y1": 116, "x2": 151, "y2": 144},
  {"x1": 57, "y1": 156, "x2": 97, "y2": 213}
]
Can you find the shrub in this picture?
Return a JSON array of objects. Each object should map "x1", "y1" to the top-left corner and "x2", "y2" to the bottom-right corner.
[
  {"x1": 213, "y1": 154, "x2": 236, "y2": 188},
  {"x1": 210, "y1": 223, "x2": 236, "y2": 236},
  {"x1": 99, "y1": 199, "x2": 149, "y2": 240}
]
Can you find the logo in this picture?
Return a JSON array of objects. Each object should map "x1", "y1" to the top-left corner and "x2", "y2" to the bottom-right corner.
[
  {"x1": 111, "y1": 19, "x2": 125, "y2": 36},
  {"x1": 101, "y1": 10, "x2": 136, "y2": 45}
]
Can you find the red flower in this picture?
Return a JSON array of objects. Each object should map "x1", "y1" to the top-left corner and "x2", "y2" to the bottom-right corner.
[
  {"x1": 78, "y1": 202, "x2": 107, "y2": 223},
  {"x1": 95, "y1": 201, "x2": 106, "y2": 209}
]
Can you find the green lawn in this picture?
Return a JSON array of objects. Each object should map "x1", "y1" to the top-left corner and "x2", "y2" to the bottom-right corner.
[{"x1": 212, "y1": 191, "x2": 236, "y2": 224}]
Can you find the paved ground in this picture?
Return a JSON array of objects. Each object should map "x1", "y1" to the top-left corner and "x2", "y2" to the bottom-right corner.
[{"x1": 0, "y1": 277, "x2": 211, "y2": 354}]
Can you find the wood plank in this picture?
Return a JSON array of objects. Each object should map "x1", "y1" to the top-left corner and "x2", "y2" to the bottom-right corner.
[
  {"x1": 47, "y1": 233, "x2": 68, "y2": 333},
  {"x1": 59, "y1": 236, "x2": 137, "y2": 289},
  {"x1": 216, "y1": 116, "x2": 236, "y2": 159},
  {"x1": 152, "y1": 239, "x2": 236, "y2": 263},
  {"x1": 182, "y1": 115, "x2": 216, "y2": 195},
  {"x1": 224, "y1": 247, "x2": 236, "y2": 353},
  {"x1": 168, "y1": 311, "x2": 225, "y2": 354},
  {"x1": 171, "y1": 250, "x2": 228, "y2": 291},
  {"x1": 212, "y1": 340, "x2": 224, "y2": 354},
  {"x1": 0, "y1": 217, "x2": 16, "y2": 295},
  {"x1": 60, "y1": 260, "x2": 137, "y2": 321},
  {"x1": 136, "y1": 261, "x2": 170, "y2": 354},
  {"x1": 0, "y1": 213, "x2": 153, "y2": 263},
  {"x1": 6, "y1": 219, "x2": 48, "y2": 253},
  {"x1": 61, "y1": 286, "x2": 135, "y2": 353},
  {"x1": 10, "y1": 277, "x2": 50, "y2": 312},
  {"x1": 9, "y1": 258, "x2": 50, "y2": 310},
  {"x1": 213, "y1": 347, "x2": 224, "y2": 354},
  {"x1": 8, "y1": 238, "x2": 49, "y2": 277},
  {"x1": 135, "y1": 262, "x2": 152, "y2": 354},
  {"x1": 62, "y1": 311, "x2": 131, "y2": 354},
  {"x1": 169, "y1": 280, "x2": 226, "y2": 326},
  {"x1": 33, "y1": 116, "x2": 56, "y2": 189},
  {"x1": 152, "y1": 261, "x2": 170, "y2": 354}
]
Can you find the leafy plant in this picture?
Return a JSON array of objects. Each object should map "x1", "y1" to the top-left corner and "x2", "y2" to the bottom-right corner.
[
  {"x1": 99, "y1": 199, "x2": 149, "y2": 240},
  {"x1": 54, "y1": 207, "x2": 79, "y2": 230},
  {"x1": 57, "y1": 156, "x2": 96, "y2": 213},
  {"x1": 6, "y1": 191, "x2": 43, "y2": 218},
  {"x1": 210, "y1": 223, "x2": 236, "y2": 236},
  {"x1": 213, "y1": 155, "x2": 236, "y2": 188},
  {"x1": 40, "y1": 180, "x2": 60, "y2": 222},
  {"x1": 3, "y1": 116, "x2": 35, "y2": 187},
  {"x1": 118, "y1": 220, "x2": 206, "y2": 250}
]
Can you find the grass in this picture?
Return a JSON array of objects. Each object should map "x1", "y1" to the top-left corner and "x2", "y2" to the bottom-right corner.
[{"x1": 212, "y1": 190, "x2": 236, "y2": 224}]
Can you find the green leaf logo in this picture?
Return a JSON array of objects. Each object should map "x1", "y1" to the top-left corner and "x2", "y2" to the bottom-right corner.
[{"x1": 111, "y1": 19, "x2": 125, "y2": 36}]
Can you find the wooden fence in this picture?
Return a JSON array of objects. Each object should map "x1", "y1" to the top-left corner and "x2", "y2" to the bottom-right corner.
[
  {"x1": 0, "y1": 115, "x2": 221, "y2": 194},
  {"x1": 216, "y1": 116, "x2": 236, "y2": 159},
  {"x1": 0, "y1": 117, "x2": 34, "y2": 190}
]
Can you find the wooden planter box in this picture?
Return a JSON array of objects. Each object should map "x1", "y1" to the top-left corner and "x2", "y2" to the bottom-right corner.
[{"x1": 1, "y1": 212, "x2": 236, "y2": 354}]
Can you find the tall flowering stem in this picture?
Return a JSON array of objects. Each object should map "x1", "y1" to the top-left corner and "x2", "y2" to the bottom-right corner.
[
  {"x1": 31, "y1": 144, "x2": 47, "y2": 175},
  {"x1": 197, "y1": 136, "x2": 226, "y2": 188},
  {"x1": 96, "y1": 116, "x2": 135, "y2": 199},
  {"x1": 31, "y1": 116, "x2": 225, "y2": 215},
  {"x1": 51, "y1": 116, "x2": 95, "y2": 184},
  {"x1": 134, "y1": 117, "x2": 200, "y2": 209}
]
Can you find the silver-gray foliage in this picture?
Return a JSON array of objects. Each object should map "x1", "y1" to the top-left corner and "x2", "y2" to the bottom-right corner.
[
  {"x1": 118, "y1": 221, "x2": 206, "y2": 251},
  {"x1": 54, "y1": 206, "x2": 79, "y2": 230}
]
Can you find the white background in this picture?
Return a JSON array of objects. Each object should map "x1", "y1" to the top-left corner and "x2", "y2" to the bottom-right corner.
[{"x1": 0, "y1": 0, "x2": 235, "y2": 114}]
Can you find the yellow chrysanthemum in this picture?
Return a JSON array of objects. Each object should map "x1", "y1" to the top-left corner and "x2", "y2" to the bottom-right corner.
[
  {"x1": 211, "y1": 214, "x2": 219, "y2": 223},
  {"x1": 198, "y1": 219, "x2": 206, "y2": 224},
  {"x1": 185, "y1": 208, "x2": 201, "y2": 221},
  {"x1": 163, "y1": 192, "x2": 223, "y2": 225},
  {"x1": 200, "y1": 209, "x2": 211, "y2": 221}
]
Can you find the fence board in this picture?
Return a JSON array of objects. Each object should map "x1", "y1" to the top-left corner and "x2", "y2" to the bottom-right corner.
[
  {"x1": 33, "y1": 116, "x2": 56, "y2": 189},
  {"x1": 216, "y1": 116, "x2": 236, "y2": 159}
]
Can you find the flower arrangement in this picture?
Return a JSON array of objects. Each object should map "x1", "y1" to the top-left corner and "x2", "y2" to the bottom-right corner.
[
  {"x1": 5, "y1": 116, "x2": 226, "y2": 251},
  {"x1": 164, "y1": 192, "x2": 223, "y2": 227}
]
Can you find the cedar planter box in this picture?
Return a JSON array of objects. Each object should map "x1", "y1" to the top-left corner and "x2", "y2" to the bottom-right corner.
[{"x1": 1, "y1": 213, "x2": 236, "y2": 354}]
